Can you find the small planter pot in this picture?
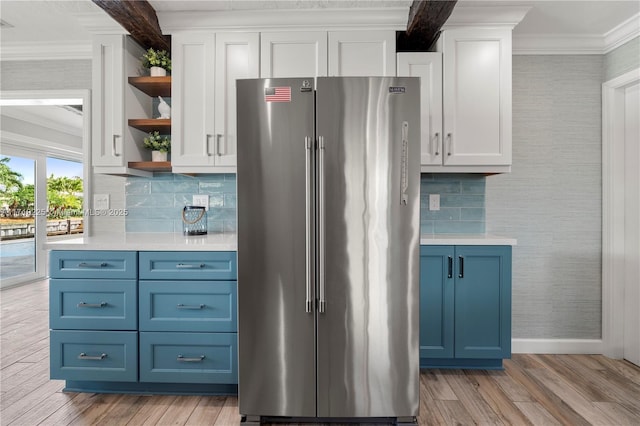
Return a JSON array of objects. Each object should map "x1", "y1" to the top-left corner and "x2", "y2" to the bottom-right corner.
[
  {"x1": 151, "y1": 151, "x2": 168, "y2": 162},
  {"x1": 150, "y1": 66, "x2": 167, "y2": 77}
]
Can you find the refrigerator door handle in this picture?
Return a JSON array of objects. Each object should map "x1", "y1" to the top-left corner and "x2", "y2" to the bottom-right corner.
[
  {"x1": 401, "y1": 121, "x2": 409, "y2": 205},
  {"x1": 318, "y1": 135, "x2": 326, "y2": 314},
  {"x1": 305, "y1": 136, "x2": 313, "y2": 314}
]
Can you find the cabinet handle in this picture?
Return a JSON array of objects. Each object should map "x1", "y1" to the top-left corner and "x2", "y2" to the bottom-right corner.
[
  {"x1": 77, "y1": 302, "x2": 107, "y2": 308},
  {"x1": 77, "y1": 262, "x2": 108, "y2": 268},
  {"x1": 177, "y1": 355, "x2": 205, "y2": 362},
  {"x1": 206, "y1": 134, "x2": 213, "y2": 156},
  {"x1": 447, "y1": 133, "x2": 453, "y2": 156},
  {"x1": 216, "y1": 134, "x2": 223, "y2": 156},
  {"x1": 78, "y1": 352, "x2": 107, "y2": 360},
  {"x1": 175, "y1": 263, "x2": 206, "y2": 269},
  {"x1": 112, "y1": 135, "x2": 121, "y2": 157},
  {"x1": 434, "y1": 132, "x2": 440, "y2": 156},
  {"x1": 447, "y1": 256, "x2": 453, "y2": 279},
  {"x1": 458, "y1": 256, "x2": 464, "y2": 278},
  {"x1": 177, "y1": 303, "x2": 206, "y2": 310}
]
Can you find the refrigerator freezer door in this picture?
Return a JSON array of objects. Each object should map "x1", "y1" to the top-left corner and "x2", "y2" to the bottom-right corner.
[
  {"x1": 237, "y1": 78, "x2": 317, "y2": 417},
  {"x1": 316, "y1": 77, "x2": 421, "y2": 418}
]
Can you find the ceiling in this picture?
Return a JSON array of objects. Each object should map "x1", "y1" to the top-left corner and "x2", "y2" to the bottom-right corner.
[{"x1": 0, "y1": 0, "x2": 638, "y2": 59}]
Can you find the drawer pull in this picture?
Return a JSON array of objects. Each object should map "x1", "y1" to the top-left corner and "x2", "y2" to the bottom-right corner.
[
  {"x1": 77, "y1": 302, "x2": 108, "y2": 308},
  {"x1": 77, "y1": 262, "x2": 108, "y2": 268},
  {"x1": 177, "y1": 304, "x2": 206, "y2": 310},
  {"x1": 177, "y1": 354, "x2": 205, "y2": 362},
  {"x1": 175, "y1": 263, "x2": 206, "y2": 269},
  {"x1": 78, "y1": 352, "x2": 107, "y2": 360}
]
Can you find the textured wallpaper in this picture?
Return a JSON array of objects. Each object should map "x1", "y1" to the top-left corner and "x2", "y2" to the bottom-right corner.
[
  {"x1": 486, "y1": 55, "x2": 604, "y2": 339},
  {"x1": 604, "y1": 36, "x2": 640, "y2": 82}
]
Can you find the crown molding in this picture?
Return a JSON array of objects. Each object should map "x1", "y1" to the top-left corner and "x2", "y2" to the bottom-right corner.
[
  {"x1": 0, "y1": 41, "x2": 92, "y2": 61},
  {"x1": 158, "y1": 8, "x2": 409, "y2": 32},
  {"x1": 442, "y1": 5, "x2": 531, "y2": 30},
  {"x1": 604, "y1": 12, "x2": 640, "y2": 53}
]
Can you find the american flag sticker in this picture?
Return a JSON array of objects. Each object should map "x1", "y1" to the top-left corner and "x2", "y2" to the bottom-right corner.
[{"x1": 265, "y1": 86, "x2": 291, "y2": 102}]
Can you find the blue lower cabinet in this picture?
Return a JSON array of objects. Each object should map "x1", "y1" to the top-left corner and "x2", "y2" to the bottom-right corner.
[
  {"x1": 139, "y1": 332, "x2": 238, "y2": 384},
  {"x1": 420, "y1": 245, "x2": 512, "y2": 369},
  {"x1": 139, "y1": 281, "x2": 237, "y2": 332},
  {"x1": 50, "y1": 330, "x2": 138, "y2": 382},
  {"x1": 49, "y1": 279, "x2": 137, "y2": 330}
]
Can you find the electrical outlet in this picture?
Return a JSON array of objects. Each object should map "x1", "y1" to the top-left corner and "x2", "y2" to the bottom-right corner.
[
  {"x1": 429, "y1": 194, "x2": 440, "y2": 211},
  {"x1": 192, "y1": 194, "x2": 209, "y2": 211},
  {"x1": 94, "y1": 194, "x2": 110, "y2": 210}
]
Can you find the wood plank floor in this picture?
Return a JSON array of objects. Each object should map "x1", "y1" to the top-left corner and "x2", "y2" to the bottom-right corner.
[{"x1": 2, "y1": 279, "x2": 639, "y2": 425}]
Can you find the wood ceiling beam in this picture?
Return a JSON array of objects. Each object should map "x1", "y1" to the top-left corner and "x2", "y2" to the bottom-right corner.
[
  {"x1": 398, "y1": 0, "x2": 457, "y2": 51},
  {"x1": 91, "y1": 0, "x2": 170, "y2": 52}
]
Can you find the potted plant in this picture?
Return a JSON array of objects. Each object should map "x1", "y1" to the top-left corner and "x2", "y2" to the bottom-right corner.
[
  {"x1": 141, "y1": 48, "x2": 171, "y2": 77},
  {"x1": 143, "y1": 131, "x2": 171, "y2": 161}
]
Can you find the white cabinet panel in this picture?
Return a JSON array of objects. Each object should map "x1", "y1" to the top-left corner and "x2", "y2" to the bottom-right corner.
[
  {"x1": 329, "y1": 31, "x2": 396, "y2": 76},
  {"x1": 214, "y1": 33, "x2": 260, "y2": 168},
  {"x1": 260, "y1": 32, "x2": 327, "y2": 78},
  {"x1": 442, "y1": 28, "x2": 512, "y2": 167},
  {"x1": 92, "y1": 35, "x2": 150, "y2": 176},
  {"x1": 172, "y1": 32, "x2": 259, "y2": 173},
  {"x1": 397, "y1": 52, "x2": 442, "y2": 166},
  {"x1": 171, "y1": 33, "x2": 217, "y2": 169}
]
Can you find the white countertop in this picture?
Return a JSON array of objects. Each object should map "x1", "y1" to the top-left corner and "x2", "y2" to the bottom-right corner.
[
  {"x1": 420, "y1": 234, "x2": 517, "y2": 246},
  {"x1": 45, "y1": 232, "x2": 515, "y2": 251},
  {"x1": 44, "y1": 232, "x2": 237, "y2": 251}
]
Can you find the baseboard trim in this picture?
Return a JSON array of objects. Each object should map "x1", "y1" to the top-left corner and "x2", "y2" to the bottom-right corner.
[{"x1": 512, "y1": 339, "x2": 604, "y2": 354}]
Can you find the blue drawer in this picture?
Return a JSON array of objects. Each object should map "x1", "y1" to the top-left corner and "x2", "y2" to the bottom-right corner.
[
  {"x1": 50, "y1": 251, "x2": 137, "y2": 279},
  {"x1": 49, "y1": 279, "x2": 137, "y2": 330},
  {"x1": 138, "y1": 251, "x2": 236, "y2": 281},
  {"x1": 139, "y1": 332, "x2": 237, "y2": 384},
  {"x1": 139, "y1": 281, "x2": 236, "y2": 332},
  {"x1": 50, "y1": 330, "x2": 138, "y2": 382}
]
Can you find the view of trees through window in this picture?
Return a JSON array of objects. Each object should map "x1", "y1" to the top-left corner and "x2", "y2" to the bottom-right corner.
[
  {"x1": 0, "y1": 155, "x2": 84, "y2": 239},
  {"x1": 1, "y1": 155, "x2": 83, "y2": 281}
]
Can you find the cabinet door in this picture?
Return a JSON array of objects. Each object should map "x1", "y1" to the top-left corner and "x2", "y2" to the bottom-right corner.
[
  {"x1": 171, "y1": 33, "x2": 217, "y2": 169},
  {"x1": 454, "y1": 245, "x2": 512, "y2": 359},
  {"x1": 92, "y1": 35, "x2": 149, "y2": 175},
  {"x1": 214, "y1": 33, "x2": 260, "y2": 168},
  {"x1": 397, "y1": 53, "x2": 443, "y2": 166},
  {"x1": 442, "y1": 28, "x2": 512, "y2": 166},
  {"x1": 92, "y1": 35, "x2": 125, "y2": 167},
  {"x1": 260, "y1": 32, "x2": 327, "y2": 78},
  {"x1": 328, "y1": 30, "x2": 395, "y2": 76},
  {"x1": 420, "y1": 246, "x2": 454, "y2": 359}
]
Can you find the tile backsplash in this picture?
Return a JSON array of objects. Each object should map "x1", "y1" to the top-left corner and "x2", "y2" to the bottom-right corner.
[
  {"x1": 125, "y1": 173, "x2": 236, "y2": 233},
  {"x1": 125, "y1": 173, "x2": 485, "y2": 235},
  {"x1": 420, "y1": 174, "x2": 486, "y2": 235}
]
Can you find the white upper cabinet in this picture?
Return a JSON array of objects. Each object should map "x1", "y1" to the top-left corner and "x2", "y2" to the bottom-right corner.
[
  {"x1": 328, "y1": 30, "x2": 396, "y2": 76},
  {"x1": 397, "y1": 52, "x2": 442, "y2": 166},
  {"x1": 441, "y1": 28, "x2": 512, "y2": 171},
  {"x1": 399, "y1": 28, "x2": 512, "y2": 173},
  {"x1": 213, "y1": 33, "x2": 260, "y2": 169},
  {"x1": 171, "y1": 32, "x2": 259, "y2": 173},
  {"x1": 92, "y1": 35, "x2": 151, "y2": 177},
  {"x1": 261, "y1": 32, "x2": 328, "y2": 78},
  {"x1": 171, "y1": 32, "x2": 217, "y2": 171}
]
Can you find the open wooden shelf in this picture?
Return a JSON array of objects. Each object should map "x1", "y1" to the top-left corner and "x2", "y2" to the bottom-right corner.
[
  {"x1": 128, "y1": 119, "x2": 171, "y2": 133},
  {"x1": 128, "y1": 76, "x2": 171, "y2": 97},
  {"x1": 127, "y1": 161, "x2": 172, "y2": 172}
]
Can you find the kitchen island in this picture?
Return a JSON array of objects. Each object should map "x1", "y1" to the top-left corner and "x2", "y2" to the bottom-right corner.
[{"x1": 47, "y1": 234, "x2": 238, "y2": 395}]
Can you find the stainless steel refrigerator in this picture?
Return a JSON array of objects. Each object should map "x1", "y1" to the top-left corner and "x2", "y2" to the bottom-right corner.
[{"x1": 236, "y1": 77, "x2": 420, "y2": 424}]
